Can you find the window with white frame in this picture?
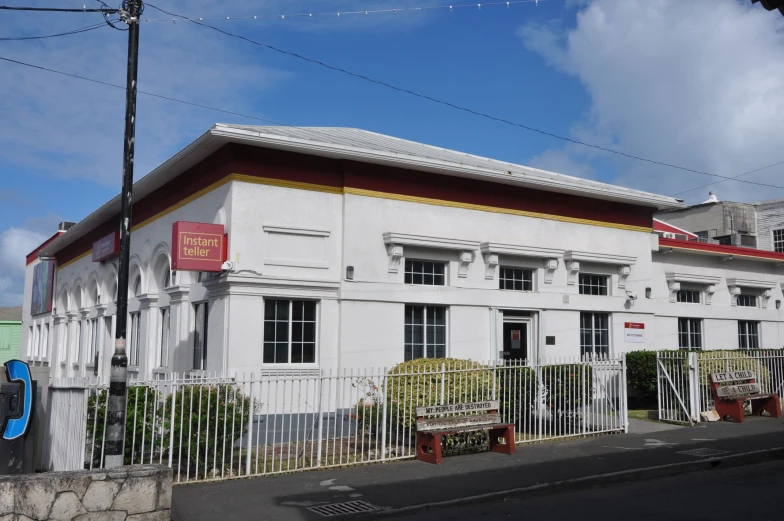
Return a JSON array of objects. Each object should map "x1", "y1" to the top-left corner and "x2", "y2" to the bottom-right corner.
[
  {"x1": 774, "y1": 229, "x2": 784, "y2": 253},
  {"x1": 159, "y1": 307, "x2": 170, "y2": 368},
  {"x1": 404, "y1": 305, "x2": 447, "y2": 361},
  {"x1": 129, "y1": 312, "x2": 141, "y2": 367},
  {"x1": 736, "y1": 294, "x2": 758, "y2": 307},
  {"x1": 193, "y1": 302, "x2": 209, "y2": 370},
  {"x1": 499, "y1": 267, "x2": 533, "y2": 291},
  {"x1": 677, "y1": 289, "x2": 701, "y2": 304},
  {"x1": 88, "y1": 318, "x2": 99, "y2": 364},
  {"x1": 404, "y1": 260, "x2": 445, "y2": 286},
  {"x1": 579, "y1": 274, "x2": 608, "y2": 296},
  {"x1": 580, "y1": 312, "x2": 610, "y2": 357},
  {"x1": 678, "y1": 318, "x2": 702, "y2": 350},
  {"x1": 263, "y1": 299, "x2": 317, "y2": 364},
  {"x1": 738, "y1": 321, "x2": 760, "y2": 349}
]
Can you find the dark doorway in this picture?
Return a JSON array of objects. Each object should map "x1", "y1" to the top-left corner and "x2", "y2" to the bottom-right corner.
[{"x1": 503, "y1": 322, "x2": 527, "y2": 361}]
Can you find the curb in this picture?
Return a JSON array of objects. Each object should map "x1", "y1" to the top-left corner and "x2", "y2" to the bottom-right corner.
[{"x1": 368, "y1": 447, "x2": 784, "y2": 517}]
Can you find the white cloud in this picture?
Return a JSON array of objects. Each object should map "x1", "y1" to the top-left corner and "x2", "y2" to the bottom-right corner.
[
  {"x1": 518, "y1": 0, "x2": 784, "y2": 204},
  {"x1": 0, "y1": 226, "x2": 47, "y2": 306}
]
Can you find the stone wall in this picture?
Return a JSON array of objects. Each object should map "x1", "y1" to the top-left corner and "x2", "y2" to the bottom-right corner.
[{"x1": 0, "y1": 465, "x2": 171, "y2": 521}]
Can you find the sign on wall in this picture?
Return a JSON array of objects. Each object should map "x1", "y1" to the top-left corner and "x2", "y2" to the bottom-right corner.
[
  {"x1": 92, "y1": 231, "x2": 120, "y2": 262},
  {"x1": 624, "y1": 322, "x2": 645, "y2": 343},
  {"x1": 171, "y1": 222, "x2": 227, "y2": 272},
  {"x1": 30, "y1": 260, "x2": 55, "y2": 316}
]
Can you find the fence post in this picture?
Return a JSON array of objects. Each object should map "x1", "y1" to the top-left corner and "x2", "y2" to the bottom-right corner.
[
  {"x1": 440, "y1": 363, "x2": 446, "y2": 406},
  {"x1": 621, "y1": 353, "x2": 629, "y2": 433},
  {"x1": 689, "y1": 352, "x2": 699, "y2": 423},
  {"x1": 316, "y1": 371, "x2": 324, "y2": 468},
  {"x1": 655, "y1": 351, "x2": 662, "y2": 422},
  {"x1": 168, "y1": 374, "x2": 177, "y2": 469},
  {"x1": 245, "y1": 373, "x2": 254, "y2": 476},
  {"x1": 582, "y1": 358, "x2": 587, "y2": 435},
  {"x1": 380, "y1": 369, "x2": 388, "y2": 462}
]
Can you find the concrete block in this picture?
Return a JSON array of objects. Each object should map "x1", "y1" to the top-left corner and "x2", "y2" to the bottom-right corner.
[
  {"x1": 112, "y1": 478, "x2": 157, "y2": 515},
  {"x1": 701, "y1": 410, "x2": 720, "y2": 422},
  {"x1": 50, "y1": 474, "x2": 92, "y2": 499},
  {"x1": 156, "y1": 476, "x2": 171, "y2": 511},
  {"x1": 0, "y1": 482, "x2": 13, "y2": 515},
  {"x1": 15, "y1": 479, "x2": 56, "y2": 520},
  {"x1": 0, "y1": 514, "x2": 13, "y2": 521},
  {"x1": 90, "y1": 474, "x2": 107, "y2": 482},
  {"x1": 126, "y1": 511, "x2": 170, "y2": 521},
  {"x1": 83, "y1": 481, "x2": 121, "y2": 512},
  {"x1": 73, "y1": 512, "x2": 127, "y2": 521},
  {"x1": 49, "y1": 491, "x2": 88, "y2": 521}
]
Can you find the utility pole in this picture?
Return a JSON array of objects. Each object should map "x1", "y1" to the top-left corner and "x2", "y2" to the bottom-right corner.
[{"x1": 105, "y1": 0, "x2": 143, "y2": 469}]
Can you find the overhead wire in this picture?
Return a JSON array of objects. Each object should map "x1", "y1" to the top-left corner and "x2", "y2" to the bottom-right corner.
[
  {"x1": 672, "y1": 160, "x2": 784, "y2": 197},
  {"x1": 144, "y1": 3, "x2": 784, "y2": 192},
  {"x1": 0, "y1": 5, "x2": 118, "y2": 13},
  {"x1": 0, "y1": 20, "x2": 110, "y2": 41}
]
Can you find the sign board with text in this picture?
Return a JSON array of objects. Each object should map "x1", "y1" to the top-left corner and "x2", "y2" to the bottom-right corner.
[
  {"x1": 92, "y1": 231, "x2": 120, "y2": 262},
  {"x1": 171, "y1": 222, "x2": 227, "y2": 272},
  {"x1": 624, "y1": 322, "x2": 645, "y2": 343}
]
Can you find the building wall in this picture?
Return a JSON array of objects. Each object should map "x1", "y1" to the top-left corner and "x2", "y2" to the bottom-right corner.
[
  {"x1": 756, "y1": 201, "x2": 784, "y2": 252},
  {"x1": 655, "y1": 202, "x2": 757, "y2": 238},
  {"x1": 0, "y1": 321, "x2": 21, "y2": 365}
]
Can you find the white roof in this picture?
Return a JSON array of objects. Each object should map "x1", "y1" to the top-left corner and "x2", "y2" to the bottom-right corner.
[{"x1": 40, "y1": 124, "x2": 685, "y2": 257}]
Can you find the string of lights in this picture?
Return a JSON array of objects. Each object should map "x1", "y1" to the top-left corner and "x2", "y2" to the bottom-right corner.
[{"x1": 139, "y1": 1, "x2": 543, "y2": 24}]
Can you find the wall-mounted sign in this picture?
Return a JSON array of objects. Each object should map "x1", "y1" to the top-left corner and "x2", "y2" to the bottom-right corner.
[
  {"x1": 30, "y1": 260, "x2": 55, "y2": 316},
  {"x1": 171, "y1": 221, "x2": 227, "y2": 272},
  {"x1": 624, "y1": 322, "x2": 645, "y2": 343},
  {"x1": 92, "y1": 231, "x2": 120, "y2": 262},
  {"x1": 511, "y1": 330, "x2": 521, "y2": 350}
]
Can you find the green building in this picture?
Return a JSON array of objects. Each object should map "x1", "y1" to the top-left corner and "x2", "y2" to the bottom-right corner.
[{"x1": 0, "y1": 307, "x2": 22, "y2": 365}]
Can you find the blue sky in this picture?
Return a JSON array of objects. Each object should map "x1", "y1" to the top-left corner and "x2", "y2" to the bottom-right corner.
[{"x1": 2, "y1": 0, "x2": 784, "y2": 305}]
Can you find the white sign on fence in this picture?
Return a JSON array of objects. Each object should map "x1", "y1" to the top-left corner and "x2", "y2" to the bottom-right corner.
[
  {"x1": 710, "y1": 371, "x2": 754, "y2": 383},
  {"x1": 716, "y1": 383, "x2": 761, "y2": 397},
  {"x1": 624, "y1": 322, "x2": 645, "y2": 343}
]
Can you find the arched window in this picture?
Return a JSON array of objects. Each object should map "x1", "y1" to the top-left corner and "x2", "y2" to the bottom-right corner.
[
  {"x1": 133, "y1": 275, "x2": 142, "y2": 298},
  {"x1": 111, "y1": 281, "x2": 118, "y2": 302},
  {"x1": 92, "y1": 286, "x2": 100, "y2": 306}
]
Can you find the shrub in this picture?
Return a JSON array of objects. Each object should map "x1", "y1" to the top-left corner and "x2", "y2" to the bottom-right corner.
[
  {"x1": 541, "y1": 363, "x2": 594, "y2": 417},
  {"x1": 696, "y1": 350, "x2": 771, "y2": 388},
  {"x1": 495, "y1": 366, "x2": 539, "y2": 425},
  {"x1": 626, "y1": 350, "x2": 658, "y2": 404},
  {"x1": 351, "y1": 376, "x2": 383, "y2": 436}
]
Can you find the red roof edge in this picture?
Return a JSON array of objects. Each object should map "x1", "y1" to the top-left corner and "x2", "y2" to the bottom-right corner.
[
  {"x1": 26, "y1": 231, "x2": 65, "y2": 266},
  {"x1": 659, "y1": 237, "x2": 784, "y2": 262}
]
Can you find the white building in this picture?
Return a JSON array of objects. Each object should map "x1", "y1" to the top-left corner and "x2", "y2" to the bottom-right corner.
[
  {"x1": 21, "y1": 125, "x2": 784, "y2": 382},
  {"x1": 755, "y1": 197, "x2": 784, "y2": 253}
]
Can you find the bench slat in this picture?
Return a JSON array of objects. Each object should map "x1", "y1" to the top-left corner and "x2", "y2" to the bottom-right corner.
[
  {"x1": 415, "y1": 401, "x2": 499, "y2": 417},
  {"x1": 711, "y1": 371, "x2": 755, "y2": 383},
  {"x1": 716, "y1": 383, "x2": 761, "y2": 398},
  {"x1": 421, "y1": 423, "x2": 513, "y2": 436},
  {"x1": 417, "y1": 412, "x2": 501, "y2": 431}
]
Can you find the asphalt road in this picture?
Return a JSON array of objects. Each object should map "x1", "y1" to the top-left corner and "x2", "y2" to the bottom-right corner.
[{"x1": 387, "y1": 460, "x2": 784, "y2": 521}]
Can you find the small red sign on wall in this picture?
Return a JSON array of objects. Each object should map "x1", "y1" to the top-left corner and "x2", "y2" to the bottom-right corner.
[
  {"x1": 171, "y1": 222, "x2": 227, "y2": 272},
  {"x1": 92, "y1": 231, "x2": 120, "y2": 262}
]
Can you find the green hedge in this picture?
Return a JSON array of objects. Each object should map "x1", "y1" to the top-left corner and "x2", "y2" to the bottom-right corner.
[
  {"x1": 626, "y1": 351, "x2": 658, "y2": 403},
  {"x1": 541, "y1": 363, "x2": 594, "y2": 415}
]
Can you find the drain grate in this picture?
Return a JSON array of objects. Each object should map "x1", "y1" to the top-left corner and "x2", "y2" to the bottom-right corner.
[
  {"x1": 677, "y1": 448, "x2": 730, "y2": 458},
  {"x1": 308, "y1": 501, "x2": 380, "y2": 517}
]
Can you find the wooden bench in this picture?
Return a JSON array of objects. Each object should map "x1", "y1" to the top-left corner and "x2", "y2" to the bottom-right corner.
[
  {"x1": 415, "y1": 400, "x2": 515, "y2": 464},
  {"x1": 709, "y1": 371, "x2": 781, "y2": 423}
]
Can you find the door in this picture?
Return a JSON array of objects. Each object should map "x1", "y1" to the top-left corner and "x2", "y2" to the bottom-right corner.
[{"x1": 503, "y1": 323, "x2": 527, "y2": 361}]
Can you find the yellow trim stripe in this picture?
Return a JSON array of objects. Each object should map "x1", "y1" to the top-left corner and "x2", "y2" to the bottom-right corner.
[
  {"x1": 57, "y1": 173, "x2": 651, "y2": 270},
  {"x1": 663, "y1": 245, "x2": 784, "y2": 263}
]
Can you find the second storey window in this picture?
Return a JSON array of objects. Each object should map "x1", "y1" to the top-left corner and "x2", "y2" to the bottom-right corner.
[
  {"x1": 193, "y1": 302, "x2": 209, "y2": 370},
  {"x1": 264, "y1": 299, "x2": 317, "y2": 364},
  {"x1": 404, "y1": 305, "x2": 446, "y2": 361},
  {"x1": 736, "y1": 294, "x2": 757, "y2": 307},
  {"x1": 774, "y1": 229, "x2": 784, "y2": 253},
  {"x1": 405, "y1": 260, "x2": 445, "y2": 286},
  {"x1": 678, "y1": 318, "x2": 702, "y2": 350},
  {"x1": 499, "y1": 267, "x2": 533, "y2": 291},
  {"x1": 129, "y1": 312, "x2": 141, "y2": 367},
  {"x1": 579, "y1": 274, "x2": 608, "y2": 296},
  {"x1": 738, "y1": 321, "x2": 760, "y2": 349},
  {"x1": 677, "y1": 289, "x2": 701, "y2": 304}
]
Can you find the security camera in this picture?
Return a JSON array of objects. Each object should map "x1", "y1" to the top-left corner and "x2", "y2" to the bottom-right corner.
[
  {"x1": 221, "y1": 260, "x2": 235, "y2": 272},
  {"x1": 625, "y1": 290, "x2": 638, "y2": 300}
]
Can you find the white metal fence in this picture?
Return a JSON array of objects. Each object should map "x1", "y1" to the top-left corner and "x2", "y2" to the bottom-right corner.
[
  {"x1": 44, "y1": 356, "x2": 627, "y2": 482},
  {"x1": 657, "y1": 349, "x2": 784, "y2": 424}
]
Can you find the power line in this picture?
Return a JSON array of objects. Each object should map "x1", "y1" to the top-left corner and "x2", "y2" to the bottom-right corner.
[
  {"x1": 0, "y1": 54, "x2": 286, "y2": 126},
  {"x1": 144, "y1": 3, "x2": 784, "y2": 193},
  {"x1": 672, "y1": 159, "x2": 784, "y2": 197},
  {"x1": 0, "y1": 5, "x2": 118, "y2": 13},
  {"x1": 0, "y1": 20, "x2": 110, "y2": 41},
  {"x1": 140, "y1": 1, "x2": 544, "y2": 23}
]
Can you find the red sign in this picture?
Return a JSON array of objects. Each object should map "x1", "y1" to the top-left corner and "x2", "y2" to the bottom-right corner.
[
  {"x1": 511, "y1": 330, "x2": 521, "y2": 341},
  {"x1": 624, "y1": 322, "x2": 645, "y2": 329},
  {"x1": 92, "y1": 231, "x2": 120, "y2": 262},
  {"x1": 171, "y1": 222, "x2": 227, "y2": 272}
]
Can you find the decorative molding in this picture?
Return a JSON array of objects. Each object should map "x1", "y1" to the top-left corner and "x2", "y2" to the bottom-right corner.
[
  {"x1": 666, "y1": 272, "x2": 721, "y2": 304},
  {"x1": 617, "y1": 265, "x2": 632, "y2": 289},
  {"x1": 725, "y1": 278, "x2": 777, "y2": 289},
  {"x1": 564, "y1": 250, "x2": 637, "y2": 266},
  {"x1": 480, "y1": 242, "x2": 564, "y2": 259},
  {"x1": 52, "y1": 315, "x2": 67, "y2": 325},
  {"x1": 762, "y1": 289, "x2": 772, "y2": 308},
  {"x1": 667, "y1": 280, "x2": 681, "y2": 303},
  {"x1": 726, "y1": 279, "x2": 776, "y2": 308},
  {"x1": 543, "y1": 258, "x2": 558, "y2": 284},
  {"x1": 164, "y1": 285, "x2": 191, "y2": 305},
  {"x1": 483, "y1": 253, "x2": 499, "y2": 280},
  {"x1": 386, "y1": 244, "x2": 404, "y2": 273},
  {"x1": 458, "y1": 251, "x2": 474, "y2": 278},
  {"x1": 705, "y1": 285, "x2": 716, "y2": 305},
  {"x1": 137, "y1": 294, "x2": 159, "y2": 309},
  {"x1": 566, "y1": 260, "x2": 580, "y2": 285},
  {"x1": 94, "y1": 304, "x2": 108, "y2": 317},
  {"x1": 383, "y1": 232, "x2": 480, "y2": 251},
  {"x1": 262, "y1": 225, "x2": 330, "y2": 237},
  {"x1": 203, "y1": 272, "x2": 340, "y2": 299}
]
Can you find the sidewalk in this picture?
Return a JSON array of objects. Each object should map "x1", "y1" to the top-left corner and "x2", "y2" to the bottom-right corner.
[{"x1": 171, "y1": 417, "x2": 784, "y2": 521}]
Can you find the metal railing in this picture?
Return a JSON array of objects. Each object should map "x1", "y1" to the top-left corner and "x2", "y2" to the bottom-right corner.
[
  {"x1": 656, "y1": 350, "x2": 698, "y2": 424},
  {"x1": 44, "y1": 356, "x2": 627, "y2": 482}
]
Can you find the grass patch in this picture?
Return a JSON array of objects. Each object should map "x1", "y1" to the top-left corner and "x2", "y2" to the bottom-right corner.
[{"x1": 628, "y1": 409, "x2": 657, "y2": 422}]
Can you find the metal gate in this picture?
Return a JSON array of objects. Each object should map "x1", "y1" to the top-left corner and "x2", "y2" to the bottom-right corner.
[{"x1": 656, "y1": 351, "x2": 699, "y2": 424}]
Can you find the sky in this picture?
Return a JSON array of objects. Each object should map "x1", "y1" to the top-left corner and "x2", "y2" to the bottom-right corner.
[{"x1": 1, "y1": 0, "x2": 784, "y2": 306}]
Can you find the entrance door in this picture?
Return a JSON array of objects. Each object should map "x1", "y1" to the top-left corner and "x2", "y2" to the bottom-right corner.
[{"x1": 503, "y1": 323, "x2": 527, "y2": 361}]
